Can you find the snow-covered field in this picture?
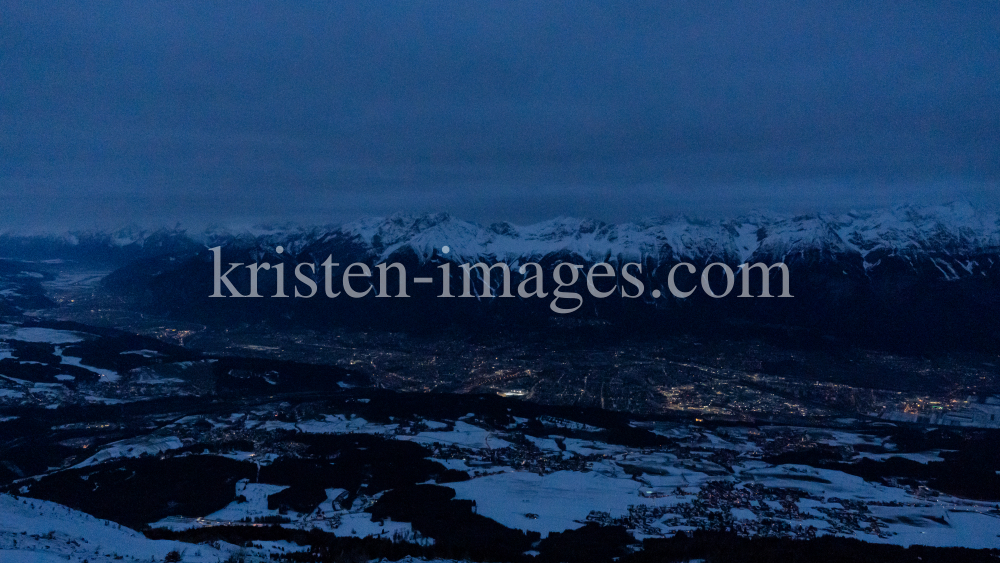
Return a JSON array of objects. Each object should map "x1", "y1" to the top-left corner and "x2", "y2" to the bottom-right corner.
[
  {"x1": 448, "y1": 466, "x2": 662, "y2": 534},
  {"x1": 162, "y1": 415, "x2": 1000, "y2": 547},
  {"x1": 5, "y1": 404, "x2": 1000, "y2": 556},
  {"x1": 399, "y1": 420, "x2": 513, "y2": 450},
  {"x1": 73, "y1": 435, "x2": 185, "y2": 468},
  {"x1": 0, "y1": 325, "x2": 89, "y2": 344}
]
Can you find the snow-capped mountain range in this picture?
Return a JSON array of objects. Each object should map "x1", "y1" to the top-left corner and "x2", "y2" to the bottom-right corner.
[
  {"x1": 1, "y1": 203, "x2": 999, "y2": 351},
  {"x1": 3, "y1": 203, "x2": 998, "y2": 281},
  {"x1": 333, "y1": 203, "x2": 999, "y2": 276}
]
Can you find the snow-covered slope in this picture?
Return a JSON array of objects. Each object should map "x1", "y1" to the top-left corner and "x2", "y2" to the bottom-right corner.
[{"x1": 0, "y1": 493, "x2": 238, "y2": 562}]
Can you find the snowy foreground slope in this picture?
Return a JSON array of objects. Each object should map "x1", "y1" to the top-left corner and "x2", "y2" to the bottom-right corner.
[
  {"x1": 0, "y1": 493, "x2": 242, "y2": 562},
  {"x1": 0, "y1": 491, "x2": 457, "y2": 562}
]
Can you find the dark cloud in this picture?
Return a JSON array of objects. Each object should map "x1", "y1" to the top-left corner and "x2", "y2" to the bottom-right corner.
[{"x1": 1, "y1": 1, "x2": 998, "y2": 228}]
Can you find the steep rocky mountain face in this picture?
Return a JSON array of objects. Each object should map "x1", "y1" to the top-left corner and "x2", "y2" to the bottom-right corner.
[{"x1": 4, "y1": 203, "x2": 999, "y2": 351}]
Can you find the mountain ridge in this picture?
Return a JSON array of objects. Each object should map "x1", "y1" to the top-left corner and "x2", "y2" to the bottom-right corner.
[{"x1": 3, "y1": 202, "x2": 998, "y2": 282}]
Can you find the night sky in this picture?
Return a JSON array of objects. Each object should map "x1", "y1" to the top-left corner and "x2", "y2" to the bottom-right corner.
[{"x1": 2, "y1": 1, "x2": 998, "y2": 229}]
